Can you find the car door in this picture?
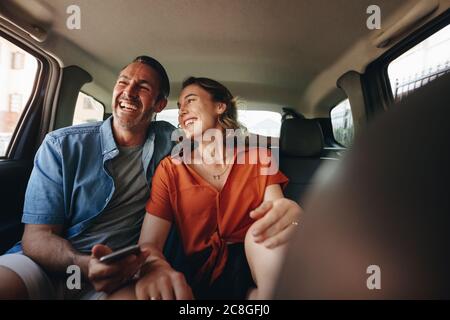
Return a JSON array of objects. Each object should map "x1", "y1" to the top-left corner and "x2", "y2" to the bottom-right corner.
[{"x1": 0, "y1": 31, "x2": 53, "y2": 254}]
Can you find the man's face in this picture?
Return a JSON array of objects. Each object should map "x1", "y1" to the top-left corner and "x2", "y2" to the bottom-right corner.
[{"x1": 112, "y1": 62, "x2": 167, "y2": 131}]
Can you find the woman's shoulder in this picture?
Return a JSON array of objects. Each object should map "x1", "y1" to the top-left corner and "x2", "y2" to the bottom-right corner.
[
  {"x1": 158, "y1": 154, "x2": 183, "y2": 168},
  {"x1": 158, "y1": 154, "x2": 193, "y2": 177}
]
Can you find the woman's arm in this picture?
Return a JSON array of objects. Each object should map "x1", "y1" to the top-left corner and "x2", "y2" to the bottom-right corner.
[
  {"x1": 263, "y1": 184, "x2": 285, "y2": 201},
  {"x1": 136, "y1": 214, "x2": 193, "y2": 300},
  {"x1": 245, "y1": 184, "x2": 295, "y2": 299},
  {"x1": 138, "y1": 213, "x2": 172, "y2": 254},
  {"x1": 250, "y1": 185, "x2": 302, "y2": 249}
]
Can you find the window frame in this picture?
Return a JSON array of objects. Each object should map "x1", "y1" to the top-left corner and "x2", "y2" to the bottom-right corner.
[
  {"x1": 0, "y1": 29, "x2": 49, "y2": 160},
  {"x1": 363, "y1": 9, "x2": 450, "y2": 116}
]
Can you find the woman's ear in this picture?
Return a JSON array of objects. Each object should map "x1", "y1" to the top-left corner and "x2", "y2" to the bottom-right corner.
[{"x1": 216, "y1": 102, "x2": 227, "y2": 115}]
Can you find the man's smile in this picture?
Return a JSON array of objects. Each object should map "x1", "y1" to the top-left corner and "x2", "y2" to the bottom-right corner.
[{"x1": 117, "y1": 99, "x2": 141, "y2": 114}]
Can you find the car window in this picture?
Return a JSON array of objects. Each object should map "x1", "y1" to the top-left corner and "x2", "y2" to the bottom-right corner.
[
  {"x1": 155, "y1": 109, "x2": 179, "y2": 127},
  {"x1": 156, "y1": 109, "x2": 282, "y2": 137},
  {"x1": 388, "y1": 24, "x2": 450, "y2": 102},
  {"x1": 72, "y1": 92, "x2": 105, "y2": 125},
  {"x1": 330, "y1": 98, "x2": 354, "y2": 147},
  {"x1": 0, "y1": 36, "x2": 38, "y2": 157},
  {"x1": 237, "y1": 110, "x2": 281, "y2": 137}
]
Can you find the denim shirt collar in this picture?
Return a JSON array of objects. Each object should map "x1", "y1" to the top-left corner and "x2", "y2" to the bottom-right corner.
[
  {"x1": 100, "y1": 117, "x2": 117, "y2": 160},
  {"x1": 99, "y1": 116, "x2": 156, "y2": 170}
]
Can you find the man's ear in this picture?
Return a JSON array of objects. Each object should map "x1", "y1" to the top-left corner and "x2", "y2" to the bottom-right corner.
[
  {"x1": 216, "y1": 102, "x2": 226, "y2": 115},
  {"x1": 155, "y1": 98, "x2": 168, "y2": 113}
]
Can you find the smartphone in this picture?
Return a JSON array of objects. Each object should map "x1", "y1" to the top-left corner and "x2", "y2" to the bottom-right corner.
[{"x1": 99, "y1": 244, "x2": 141, "y2": 264}]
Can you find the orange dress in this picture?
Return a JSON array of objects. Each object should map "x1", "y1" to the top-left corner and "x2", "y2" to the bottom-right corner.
[{"x1": 145, "y1": 148, "x2": 288, "y2": 284}]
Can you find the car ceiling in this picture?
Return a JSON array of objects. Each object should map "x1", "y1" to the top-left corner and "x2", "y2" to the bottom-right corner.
[{"x1": 2, "y1": 0, "x2": 449, "y2": 116}]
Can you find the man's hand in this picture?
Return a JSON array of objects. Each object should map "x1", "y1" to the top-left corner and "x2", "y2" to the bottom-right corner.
[
  {"x1": 135, "y1": 258, "x2": 193, "y2": 300},
  {"x1": 88, "y1": 244, "x2": 150, "y2": 293},
  {"x1": 250, "y1": 198, "x2": 302, "y2": 248}
]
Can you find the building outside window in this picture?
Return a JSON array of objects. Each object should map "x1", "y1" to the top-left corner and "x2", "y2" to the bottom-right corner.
[
  {"x1": 11, "y1": 51, "x2": 25, "y2": 70},
  {"x1": 9, "y1": 93, "x2": 23, "y2": 113}
]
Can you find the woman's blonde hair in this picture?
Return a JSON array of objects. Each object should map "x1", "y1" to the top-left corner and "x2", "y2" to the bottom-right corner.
[{"x1": 182, "y1": 77, "x2": 245, "y2": 131}]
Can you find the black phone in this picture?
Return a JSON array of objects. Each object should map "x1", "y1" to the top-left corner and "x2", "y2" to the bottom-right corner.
[{"x1": 99, "y1": 244, "x2": 141, "y2": 264}]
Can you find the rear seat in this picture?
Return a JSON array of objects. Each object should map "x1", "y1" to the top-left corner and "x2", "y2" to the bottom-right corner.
[{"x1": 279, "y1": 118, "x2": 338, "y2": 204}]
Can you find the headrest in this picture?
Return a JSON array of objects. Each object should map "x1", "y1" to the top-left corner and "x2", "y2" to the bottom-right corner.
[{"x1": 280, "y1": 118, "x2": 324, "y2": 157}]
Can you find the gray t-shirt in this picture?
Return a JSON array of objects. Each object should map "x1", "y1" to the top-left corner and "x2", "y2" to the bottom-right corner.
[{"x1": 70, "y1": 145, "x2": 149, "y2": 253}]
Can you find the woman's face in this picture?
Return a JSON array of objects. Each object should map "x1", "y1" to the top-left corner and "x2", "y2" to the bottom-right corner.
[{"x1": 177, "y1": 84, "x2": 225, "y2": 139}]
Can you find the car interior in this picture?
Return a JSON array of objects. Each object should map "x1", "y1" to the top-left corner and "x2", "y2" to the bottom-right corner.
[
  {"x1": 0, "y1": 0, "x2": 449, "y2": 298},
  {"x1": 276, "y1": 70, "x2": 450, "y2": 299}
]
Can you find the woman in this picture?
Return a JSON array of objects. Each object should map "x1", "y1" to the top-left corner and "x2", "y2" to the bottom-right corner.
[{"x1": 111, "y1": 77, "x2": 299, "y2": 300}]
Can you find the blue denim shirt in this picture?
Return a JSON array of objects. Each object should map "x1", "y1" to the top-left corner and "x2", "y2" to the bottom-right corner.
[{"x1": 8, "y1": 117, "x2": 175, "y2": 253}]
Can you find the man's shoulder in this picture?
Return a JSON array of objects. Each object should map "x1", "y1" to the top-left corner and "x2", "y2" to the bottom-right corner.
[
  {"x1": 47, "y1": 121, "x2": 103, "y2": 141},
  {"x1": 151, "y1": 121, "x2": 177, "y2": 156},
  {"x1": 151, "y1": 120, "x2": 176, "y2": 136}
]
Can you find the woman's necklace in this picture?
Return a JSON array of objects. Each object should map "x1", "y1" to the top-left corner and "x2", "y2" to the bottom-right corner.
[{"x1": 211, "y1": 164, "x2": 230, "y2": 180}]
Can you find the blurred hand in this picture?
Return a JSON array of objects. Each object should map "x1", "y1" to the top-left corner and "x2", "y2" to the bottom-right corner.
[
  {"x1": 88, "y1": 244, "x2": 150, "y2": 293},
  {"x1": 250, "y1": 198, "x2": 302, "y2": 248}
]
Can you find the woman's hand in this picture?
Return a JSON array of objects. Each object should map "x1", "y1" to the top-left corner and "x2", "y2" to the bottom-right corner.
[
  {"x1": 135, "y1": 258, "x2": 194, "y2": 300},
  {"x1": 249, "y1": 198, "x2": 302, "y2": 249}
]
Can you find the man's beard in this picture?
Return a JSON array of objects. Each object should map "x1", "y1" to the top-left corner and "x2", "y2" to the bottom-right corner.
[{"x1": 114, "y1": 107, "x2": 154, "y2": 130}]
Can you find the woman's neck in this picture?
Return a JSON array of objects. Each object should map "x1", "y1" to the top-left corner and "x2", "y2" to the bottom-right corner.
[
  {"x1": 193, "y1": 141, "x2": 223, "y2": 165},
  {"x1": 193, "y1": 126, "x2": 233, "y2": 166}
]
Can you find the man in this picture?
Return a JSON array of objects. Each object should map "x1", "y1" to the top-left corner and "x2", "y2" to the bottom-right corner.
[{"x1": 0, "y1": 56, "x2": 301, "y2": 299}]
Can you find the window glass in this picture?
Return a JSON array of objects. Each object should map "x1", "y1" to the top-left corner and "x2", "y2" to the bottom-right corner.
[
  {"x1": 330, "y1": 98, "x2": 354, "y2": 147},
  {"x1": 237, "y1": 110, "x2": 281, "y2": 137},
  {"x1": 0, "y1": 37, "x2": 38, "y2": 157},
  {"x1": 388, "y1": 24, "x2": 450, "y2": 101},
  {"x1": 155, "y1": 109, "x2": 179, "y2": 127},
  {"x1": 73, "y1": 92, "x2": 105, "y2": 125},
  {"x1": 11, "y1": 51, "x2": 25, "y2": 69}
]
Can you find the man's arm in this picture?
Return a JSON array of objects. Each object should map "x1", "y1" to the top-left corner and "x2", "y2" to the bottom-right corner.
[
  {"x1": 22, "y1": 224, "x2": 151, "y2": 294},
  {"x1": 21, "y1": 135, "x2": 83, "y2": 272},
  {"x1": 20, "y1": 134, "x2": 148, "y2": 293},
  {"x1": 21, "y1": 224, "x2": 90, "y2": 277}
]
